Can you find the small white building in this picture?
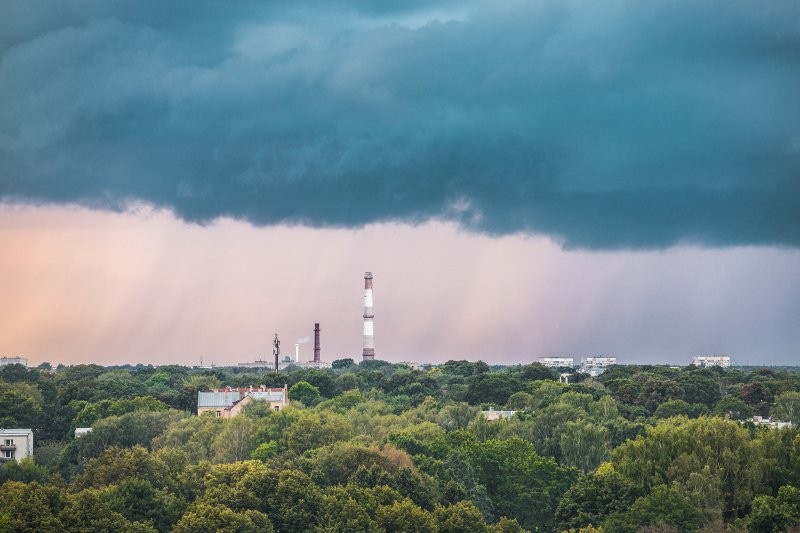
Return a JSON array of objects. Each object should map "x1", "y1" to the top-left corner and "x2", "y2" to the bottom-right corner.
[
  {"x1": 0, "y1": 429, "x2": 33, "y2": 462},
  {"x1": 482, "y1": 407, "x2": 517, "y2": 421},
  {"x1": 692, "y1": 355, "x2": 731, "y2": 368},
  {"x1": 74, "y1": 427, "x2": 93, "y2": 438},
  {"x1": 751, "y1": 416, "x2": 791, "y2": 429},
  {"x1": 0, "y1": 357, "x2": 28, "y2": 368},
  {"x1": 539, "y1": 357, "x2": 574, "y2": 368}
]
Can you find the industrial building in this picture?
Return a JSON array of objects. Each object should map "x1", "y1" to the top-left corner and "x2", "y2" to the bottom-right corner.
[
  {"x1": 197, "y1": 385, "x2": 289, "y2": 417},
  {"x1": 0, "y1": 429, "x2": 33, "y2": 462},
  {"x1": 692, "y1": 355, "x2": 731, "y2": 368},
  {"x1": 539, "y1": 357, "x2": 574, "y2": 368}
]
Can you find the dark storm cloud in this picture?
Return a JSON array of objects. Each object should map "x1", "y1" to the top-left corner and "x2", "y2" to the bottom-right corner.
[{"x1": 1, "y1": 0, "x2": 799, "y2": 248}]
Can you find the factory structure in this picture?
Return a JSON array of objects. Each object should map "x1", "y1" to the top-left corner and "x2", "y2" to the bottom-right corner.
[
  {"x1": 238, "y1": 272, "x2": 378, "y2": 369},
  {"x1": 362, "y1": 272, "x2": 375, "y2": 361},
  {"x1": 238, "y1": 322, "x2": 330, "y2": 370}
]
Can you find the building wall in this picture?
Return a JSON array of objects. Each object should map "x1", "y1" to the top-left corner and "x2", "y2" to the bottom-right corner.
[
  {"x1": 0, "y1": 431, "x2": 33, "y2": 462},
  {"x1": 0, "y1": 357, "x2": 28, "y2": 368}
]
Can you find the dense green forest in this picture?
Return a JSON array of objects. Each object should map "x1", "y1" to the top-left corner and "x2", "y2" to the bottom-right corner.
[{"x1": 1, "y1": 360, "x2": 799, "y2": 532}]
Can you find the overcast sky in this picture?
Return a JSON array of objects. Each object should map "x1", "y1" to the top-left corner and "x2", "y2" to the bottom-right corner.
[{"x1": 1, "y1": 1, "x2": 798, "y2": 365}]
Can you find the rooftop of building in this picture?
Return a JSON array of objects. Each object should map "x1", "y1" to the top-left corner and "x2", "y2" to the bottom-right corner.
[
  {"x1": 0, "y1": 429, "x2": 33, "y2": 435},
  {"x1": 198, "y1": 389, "x2": 286, "y2": 408}
]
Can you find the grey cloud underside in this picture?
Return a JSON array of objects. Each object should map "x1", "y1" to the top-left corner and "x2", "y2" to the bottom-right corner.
[{"x1": 1, "y1": 0, "x2": 799, "y2": 248}]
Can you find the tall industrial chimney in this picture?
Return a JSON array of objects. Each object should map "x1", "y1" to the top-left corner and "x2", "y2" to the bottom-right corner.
[
  {"x1": 295, "y1": 343, "x2": 300, "y2": 363},
  {"x1": 272, "y1": 334, "x2": 280, "y2": 373},
  {"x1": 314, "y1": 323, "x2": 321, "y2": 364},
  {"x1": 362, "y1": 272, "x2": 375, "y2": 360}
]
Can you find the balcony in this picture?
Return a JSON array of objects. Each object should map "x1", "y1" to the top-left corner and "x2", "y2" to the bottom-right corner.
[{"x1": 0, "y1": 444, "x2": 16, "y2": 451}]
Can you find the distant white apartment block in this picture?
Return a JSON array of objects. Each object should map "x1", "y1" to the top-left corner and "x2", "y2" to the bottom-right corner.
[
  {"x1": 0, "y1": 429, "x2": 33, "y2": 462},
  {"x1": 0, "y1": 357, "x2": 28, "y2": 368},
  {"x1": 539, "y1": 357, "x2": 574, "y2": 368},
  {"x1": 581, "y1": 356, "x2": 617, "y2": 377},
  {"x1": 582, "y1": 357, "x2": 617, "y2": 368},
  {"x1": 692, "y1": 355, "x2": 731, "y2": 368}
]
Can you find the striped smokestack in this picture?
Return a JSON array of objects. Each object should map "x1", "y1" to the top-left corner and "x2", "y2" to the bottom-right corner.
[
  {"x1": 362, "y1": 272, "x2": 375, "y2": 360},
  {"x1": 314, "y1": 323, "x2": 321, "y2": 363}
]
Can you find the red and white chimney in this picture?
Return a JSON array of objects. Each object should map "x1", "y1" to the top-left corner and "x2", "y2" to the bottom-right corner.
[{"x1": 362, "y1": 272, "x2": 375, "y2": 360}]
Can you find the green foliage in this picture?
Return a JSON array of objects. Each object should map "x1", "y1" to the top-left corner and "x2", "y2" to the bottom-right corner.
[
  {"x1": 465, "y1": 437, "x2": 577, "y2": 531},
  {"x1": 289, "y1": 380, "x2": 322, "y2": 406},
  {"x1": 612, "y1": 417, "x2": 761, "y2": 518},
  {"x1": 332, "y1": 358, "x2": 355, "y2": 369},
  {"x1": 0, "y1": 362, "x2": 799, "y2": 532},
  {"x1": 556, "y1": 470, "x2": 640, "y2": 531},
  {"x1": 653, "y1": 399, "x2": 708, "y2": 419},
  {"x1": 0, "y1": 458, "x2": 49, "y2": 484},
  {"x1": 101, "y1": 478, "x2": 186, "y2": 532},
  {"x1": 603, "y1": 485, "x2": 704, "y2": 533},
  {"x1": 251, "y1": 441, "x2": 278, "y2": 462},
  {"x1": 0, "y1": 481, "x2": 66, "y2": 532},
  {"x1": 60, "y1": 489, "x2": 158, "y2": 532},
  {"x1": 714, "y1": 395, "x2": 754, "y2": 419},
  {"x1": 375, "y1": 498, "x2": 437, "y2": 533},
  {"x1": 173, "y1": 502, "x2": 273, "y2": 533},
  {"x1": 559, "y1": 420, "x2": 610, "y2": 473},
  {"x1": 435, "y1": 501, "x2": 491, "y2": 532},
  {"x1": 772, "y1": 391, "x2": 800, "y2": 425},
  {"x1": 466, "y1": 373, "x2": 523, "y2": 406},
  {"x1": 747, "y1": 485, "x2": 800, "y2": 532}
]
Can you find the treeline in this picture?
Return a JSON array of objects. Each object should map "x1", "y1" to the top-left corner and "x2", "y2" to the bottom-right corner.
[{"x1": 0, "y1": 360, "x2": 799, "y2": 532}]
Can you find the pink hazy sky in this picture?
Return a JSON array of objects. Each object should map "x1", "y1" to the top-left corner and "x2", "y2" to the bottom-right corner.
[{"x1": 1, "y1": 204, "x2": 798, "y2": 367}]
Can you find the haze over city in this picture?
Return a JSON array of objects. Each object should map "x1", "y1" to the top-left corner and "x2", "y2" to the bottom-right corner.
[{"x1": 1, "y1": 0, "x2": 799, "y2": 366}]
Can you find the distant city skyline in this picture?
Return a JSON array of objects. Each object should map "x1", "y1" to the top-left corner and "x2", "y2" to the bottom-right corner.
[
  {"x1": 1, "y1": 206, "x2": 797, "y2": 367},
  {"x1": 1, "y1": 1, "x2": 798, "y2": 367}
]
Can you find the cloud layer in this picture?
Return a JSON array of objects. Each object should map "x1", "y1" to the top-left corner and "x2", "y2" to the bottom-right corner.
[{"x1": 1, "y1": 0, "x2": 799, "y2": 248}]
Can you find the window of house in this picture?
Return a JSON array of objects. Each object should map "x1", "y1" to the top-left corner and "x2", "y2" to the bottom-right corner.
[
  {"x1": 273, "y1": 405, "x2": 280, "y2": 411},
  {"x1": 3, "y1": 450, "x2": 12, "y2": 458},
  {"x1": 215, "y1": 411, "x2": 221, "y2": 417},
  {"x1": 4, "y1": 439, "x2": 12, "y2": 446}
]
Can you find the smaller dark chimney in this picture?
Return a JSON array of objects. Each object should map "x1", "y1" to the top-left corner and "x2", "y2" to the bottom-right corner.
[{"x1": 314, "y1": 323, "x2": 321, "y2": 363}]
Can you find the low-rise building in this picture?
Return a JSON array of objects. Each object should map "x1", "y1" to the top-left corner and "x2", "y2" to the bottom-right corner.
[
  {"x1": 750, "y1": 416, "x2": 791, "y2": 429},
  {"x1": 482, "y1": 407, "x2": 518, "y2": 421},
  {"x1": 0, "y1": 429, "x2": 33, "y2": 462},
  {"x1": 197, "y1": 385, "x2": 289, "y2": 417},
  {"x1": 692, "y1": 355, "x2": 731, "y2": 368},
  {"x1": 539, "y1": 357, "x2": 574, "y2": 368},
  {"x1": 0, "y1": 357, "x2": 28, "y2": 368},
  {"x1": 74, "y1": 427, "x2": 93, "y2": 438}
]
